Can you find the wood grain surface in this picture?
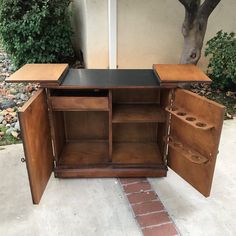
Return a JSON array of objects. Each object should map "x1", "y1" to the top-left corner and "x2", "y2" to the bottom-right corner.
[
  {"x1": 112, "y1": 104, "x2": 166, "y2": 123},
  {"x1": 50, "y1": 96, "x2": 109, "y2": 111},
  {"x1": 167, "y1": 89, "x2": 225, "y2": 197},
  {"x1": 19, "y1": 89, "x2": 54, "y2": 204},
  {"x1": 112, "y1": 88, "x2": 160, "y2": 104},
  {"x1": 112, "y1": 143, "x2": 163, "y2": 165},
  {"x1": 58, "y1": 142, "x2": 109, "y2": 167},
  {"x1": 54, "y1": 167, "x2": 167, "y2": 178},
  {"x1": 64, "y1": 111, "x2": 109, "y2": 141},
  {"x1": 153, "y1": 64, "x2": 212, "y2": 83},
  {"x1": 7, "y1": 64, "x2": 68, "y2": 84},
  {"x1": 113, "y1": 123, "x2": 158, "y2": 143}
]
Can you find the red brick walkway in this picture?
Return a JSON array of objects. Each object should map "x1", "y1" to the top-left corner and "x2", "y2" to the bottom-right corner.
[{"x1": 119, "y1": 178, "x2": 179, "y2": 236}]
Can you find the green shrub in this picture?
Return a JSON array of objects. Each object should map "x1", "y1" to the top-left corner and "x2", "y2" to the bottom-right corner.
[
  {"x1": 205, "y1": 30, "x2": 236, "y2": 91},
  {"x1": 0, "y1": 0, "x2": 75, "y2": 68}
]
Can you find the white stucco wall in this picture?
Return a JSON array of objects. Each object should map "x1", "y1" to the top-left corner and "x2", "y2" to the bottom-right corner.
[
  {"x1": 117, "y1": 0, "x2": 184, "y2": 69},
  {"x1": 72, "y1": 0, "x2": 109, "y2": 68},
  {"x1": 72, "y1": 0, "x2": 236, "y2": 70}
]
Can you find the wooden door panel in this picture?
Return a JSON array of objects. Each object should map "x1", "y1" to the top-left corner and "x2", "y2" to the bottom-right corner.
[
  {"x1": 168, "y1": 89, "x2": 225, "y2": 197},
  {"x1": 19, "y1": 89, "x2": 53, "y2": 204}
]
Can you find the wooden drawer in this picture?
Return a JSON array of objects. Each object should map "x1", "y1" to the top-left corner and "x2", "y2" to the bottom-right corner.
[{"x1": 50, "y1": 96, "x2": 109, "y2": 111}]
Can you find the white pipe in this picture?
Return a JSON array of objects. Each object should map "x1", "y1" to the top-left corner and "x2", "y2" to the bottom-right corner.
[{"x1": 108, "y1": 0, "x2": 117, "y2": 69}]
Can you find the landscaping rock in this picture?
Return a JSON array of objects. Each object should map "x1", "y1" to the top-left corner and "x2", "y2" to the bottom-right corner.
[
  {"x1": 9, "y1": 88, "x2": 18, "y2": 95},
  {"x1": 8, "y1": 65, "x2": 15, "y2": 72},
  {"x1": 11, "y1": 130, "x2": 19, "y2": 138},
  {"x1": 2, "y1": 68, "x2": 7, "y2": 73},
  {"x1": 0, "y1": 55, "x2": 5, "y2": 61},
  {"x1": 16, "y1": 100, "x2": 24, "y2": 106},
  {"x1": 16, "y1": 93, "x2": 21, "y2": 99},
  {"x1": 6, "y1": 127, "x2": 13, "y2": 135},
  {"x1": 14, "y1": 121, "x2": 20, "y2": 131},
  {"x1": 226, "y1": 91, "x2": 235, "y2": 97},
  {"x1": 20, "y1": 93, "x2": 28, "y2": 101},
  {"x1": 0, "y1": 115, "x2": 4, "y2": 124},
  {"x1": 226, "y1": 113, "x2": 233, "y2": 119},
  {"x1": 0, "y1": 100, "x2": 16, "y2": 110},
  {"x1": 0, "y1": 47, "x2": 39, "y2": 143}
]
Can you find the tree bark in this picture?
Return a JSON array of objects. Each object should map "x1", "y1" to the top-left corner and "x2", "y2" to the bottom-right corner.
[{"x1": 179, "y1": 0, "x2": 221, "y2": 65}]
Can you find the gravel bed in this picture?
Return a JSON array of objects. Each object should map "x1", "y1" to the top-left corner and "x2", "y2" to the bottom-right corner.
[{"x1": 0, "y1": 47, "x2": 39, "y2": 142}]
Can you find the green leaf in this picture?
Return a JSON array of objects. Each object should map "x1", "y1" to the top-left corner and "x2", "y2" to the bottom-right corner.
[
  {"x1": 0, "y1": 0, "x2": 75, "y2": 68},
  {"x1": 205, "y1": 31, "x2": 236, "y2": 91}
]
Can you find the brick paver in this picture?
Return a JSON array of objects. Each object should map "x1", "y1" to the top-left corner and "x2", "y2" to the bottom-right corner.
[{"x1": 119, "y1": 178, "x2": 179, "y2": 236}]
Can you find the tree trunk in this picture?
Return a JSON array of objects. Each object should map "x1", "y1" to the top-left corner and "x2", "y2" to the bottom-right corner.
[
  {"x1": 178, "y1": 0, "x2": 221, "y2": 65},
  {"x1": 180, "y1": 17, "x2": 208, "y2": 64}
]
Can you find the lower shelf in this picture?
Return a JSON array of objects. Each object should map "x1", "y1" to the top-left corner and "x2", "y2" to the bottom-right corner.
[
  {"x1": 112, "y1": 142, "x2": 163, "y2": 165},
  {"x1": 58, "y1": 141, "x2": 109, "y2": 167},
  {"x1": 56, "y1": 141, "x2": 166, "y2": 177}
]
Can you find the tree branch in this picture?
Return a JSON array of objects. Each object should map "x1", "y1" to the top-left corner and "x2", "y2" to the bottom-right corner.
[
  {"x1": 179, "y1": 0, "x2": 201, "y2": 33},
  {"x1": 178, "y1": 0, "x2": 200, "y2": 11},
  {"x1": 199, "y1": 0, "x2": 221, "y2": 17},
  {"x1": 178, "y1": 0, "x2": 191, "y2": 10}
]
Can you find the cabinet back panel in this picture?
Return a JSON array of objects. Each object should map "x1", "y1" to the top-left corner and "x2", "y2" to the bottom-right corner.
[
  {"x1": 112, "y1": 88, "x2": 160, "y2": 104},
  {"x1": 64, "y1": 111, "x2": 109, "y2": 140},
  {"x1": 113, "y1": 123, "x2": 158, "y2": 142}
]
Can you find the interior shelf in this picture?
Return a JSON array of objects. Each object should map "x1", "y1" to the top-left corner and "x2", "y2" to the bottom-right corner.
[
  {"x1": 58, "y1": 141, "x2": 109, "y2": 167},
  {"x1": 112, "y1": 104, "x2": 166, "y2": 123},
  {"x1": 112, "y1": 142, "x2": 163, "y2": 165},
  {"x1": 165, "y1": 106, "x2": 214, "y2": 130}
]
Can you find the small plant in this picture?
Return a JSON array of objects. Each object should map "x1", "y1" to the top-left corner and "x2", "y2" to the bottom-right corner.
[
  {"x1": 205, "y1": 30, "x2": 236, "y2": 91},
  {"x1": 0, "y1": 0, "x2": 75, "y2": 68},
  {"x1": 0, "y1": 126, "x2": 21, "y2": 146}
]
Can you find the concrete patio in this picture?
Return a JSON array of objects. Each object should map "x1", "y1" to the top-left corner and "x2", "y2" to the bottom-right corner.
[{"x1": 0, "y1": 120, "x2": 235, "y2": 236}]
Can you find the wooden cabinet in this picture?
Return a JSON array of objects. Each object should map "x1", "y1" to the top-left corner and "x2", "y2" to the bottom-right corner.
[{"x1": 8, "y1": 64, "x2": 225, "y2": 204}]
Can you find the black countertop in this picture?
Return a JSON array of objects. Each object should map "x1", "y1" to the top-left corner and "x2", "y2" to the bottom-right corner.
[{"x1": 60, "y1": 69, "x2": 161, "y2": 88}]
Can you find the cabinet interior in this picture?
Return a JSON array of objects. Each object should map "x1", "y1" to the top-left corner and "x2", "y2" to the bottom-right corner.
[
  {"x1": 49, "y1": 88, "x2": 169, "y2": 170},
  {"x1": 56, "y1": 111, "x2": 109, "y2": 167}
]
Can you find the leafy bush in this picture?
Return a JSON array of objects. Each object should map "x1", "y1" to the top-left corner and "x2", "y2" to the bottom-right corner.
[
  {"x1": 205, "y1": 30, "x2": 236, "y2": 91},
  {"x1": 0, "y1": 0, "x2": 75, "y2": 68}
]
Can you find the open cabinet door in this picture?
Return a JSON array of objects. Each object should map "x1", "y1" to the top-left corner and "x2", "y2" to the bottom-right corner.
[
  {"x1": 19, "y1": 89, "x2": 54, "y2": 204},
  {"x1": 167, "y1": 89, "x2": 225, "y2": 197}
]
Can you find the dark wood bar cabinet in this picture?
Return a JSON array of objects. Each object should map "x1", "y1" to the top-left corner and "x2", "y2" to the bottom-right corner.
[{"x1": 7, "y1": 64, "x2": 225, "y2": 204}]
